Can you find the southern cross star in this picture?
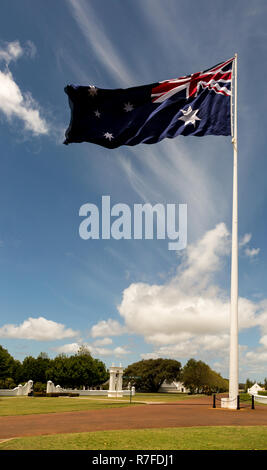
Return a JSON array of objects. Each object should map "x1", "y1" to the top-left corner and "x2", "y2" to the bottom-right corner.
[
  {"x1": 94, "y1": 110, "x2": 101, "y2": 118},
  {"x1": 104, "y1": 132, "x2": 114, "y2": 141},
  {"x1": 179, "y1": 106, "x2": 201, "y2": 127},
  {"x1": 124, "y1": 102, "x2": 134, "y2": 112},
  {"x1": 88, "y1": 85, "x2": 97, "y2": 96}
]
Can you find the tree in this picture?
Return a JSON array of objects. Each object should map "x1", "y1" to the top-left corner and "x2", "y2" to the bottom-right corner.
[
  {"x1": 46, "y1": 350, "x2": 108, "y2": 388},
  {"x1": 123, "y1": 358, "x2": 182, "y2": 392},
  {"x1": 0, "y1": 345, "x2": 16, "y2": 380},
  {"x1": 182, "y1": 359, "x2": 228, "y2": 394},
  {"x1": 245, "y1": 378, "x2": 254, "y2": 393},
  {"x1": 19, "y1": 353, "x2": 51, "y2": 383}
]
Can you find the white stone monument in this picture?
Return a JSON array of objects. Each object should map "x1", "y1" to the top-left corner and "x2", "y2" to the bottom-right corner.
[{"x1": 108, "y1": 363, "x2": 124, "y2": 398}]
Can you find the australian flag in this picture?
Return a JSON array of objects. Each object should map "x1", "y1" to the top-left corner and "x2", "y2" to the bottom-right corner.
[{"x1": 64, "y1": 58, "x2": 234, "y2": 149}]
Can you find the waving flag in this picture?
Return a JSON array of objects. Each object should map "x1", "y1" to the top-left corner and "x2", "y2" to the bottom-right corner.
[{"x1": 64, "y1": 58, "x2": 234, "y2": 148}]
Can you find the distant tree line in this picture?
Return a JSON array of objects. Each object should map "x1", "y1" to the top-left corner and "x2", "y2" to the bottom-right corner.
[
  {"x1": 0, "y1": 345, "x2": 108, "y2": 390},
  {"x1": 1, "y1": 344, "x2": 265, "y2": 395},
  {"x1": 124, "y1": 358, "x2": 229, "y2": 394}
]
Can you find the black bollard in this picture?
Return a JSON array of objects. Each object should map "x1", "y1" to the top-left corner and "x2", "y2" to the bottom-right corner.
[
  {"x1": 252, "y1": 394, "x2": 255, "y2": 410},
  {"x1": 213, "y1": 394, "x2": 216, "y2": 408},
  {"x1": 237, "y1": 395, "x2": 240, "y2": 410}
]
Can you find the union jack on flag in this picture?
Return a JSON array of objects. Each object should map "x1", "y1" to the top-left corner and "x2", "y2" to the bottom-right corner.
[{"x1": 64, "y1": 58, "x2": 234, "y2": 148}]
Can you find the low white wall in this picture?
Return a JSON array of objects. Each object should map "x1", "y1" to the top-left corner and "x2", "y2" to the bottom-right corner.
[
  {"x1": 46, "y1": 380, "x2": 135, "y2": 397},
  {"x1": 253, "y1": 394, "x2": 267, "y2": 404},
  {"x1": 0, "y1": 380, "x2": 33, "y2": 396}
]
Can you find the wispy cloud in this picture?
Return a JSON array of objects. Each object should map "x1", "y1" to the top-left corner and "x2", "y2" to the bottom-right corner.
[
  {"x1": 245, "y1": 247, "x2": 260, "y2": 258},
  {"x1": 239, "y1": 233, "x2": 260, "y2": 258},
  {"x1": 0, "y1": 41, "x2": 49, "y2": 135},
  {"x1": 118, "y1": 138, "x2": 231, "y2": 239},
  {"x1": 66, "y1": 0, "x2": 133, "y2": 85}
]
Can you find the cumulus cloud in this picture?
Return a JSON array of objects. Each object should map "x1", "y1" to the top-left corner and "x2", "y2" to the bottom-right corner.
[
  {"x1": 92, "y1": 337, "x2": 113, "y2": 346},
  {"x1": 0, "y1": 40, "x2": 48, "y2": 135},
  {"x1": 114, "y1": 223, "x2": 264, "y2": 360},
  {"x1": 90, "y1": 319, "x2": 127, "y2": 338},
  {"x1": 88, "y1": 223, "x2": 265, "y2": 366},
  {"x1": 53, "y1": 341, "x2": 130, "y2": 357},
  {"x1": 0, "y1": 317, "x2": 78, "y2": 341}
]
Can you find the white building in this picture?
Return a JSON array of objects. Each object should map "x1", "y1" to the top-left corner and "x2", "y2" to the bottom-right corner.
[
  {"x1": 158, "y1": 380, "x2": 189, "y2": 393},
  {"x1": 247, "y1": 382, "x2": 265, "y2": 395}
]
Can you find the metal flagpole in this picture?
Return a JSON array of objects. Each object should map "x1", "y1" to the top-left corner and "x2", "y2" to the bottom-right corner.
[{"x1": 229, "y1": 53, "x2": 239, "y2": 409}]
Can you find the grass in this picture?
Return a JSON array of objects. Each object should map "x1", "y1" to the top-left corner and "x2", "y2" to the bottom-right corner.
[
  {"x1": 0, "y1": 426, "x2": 267, "y2": 450},
  {"x1": 0, "y1": 396, "x2": 136, "y2": 416},
  {"x1": 0, "y1": 393, "x2": 202, "y2": 416},
  {"x1": 119, "y1": 392, "x2": 204, "y2": 402}
]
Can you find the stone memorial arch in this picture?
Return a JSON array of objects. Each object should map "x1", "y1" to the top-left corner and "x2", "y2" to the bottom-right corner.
[{"x1": 108, "y1": 364, "x2": 124, "y2": 397}]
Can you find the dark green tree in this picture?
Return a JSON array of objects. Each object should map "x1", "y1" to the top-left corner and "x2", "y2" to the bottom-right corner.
[
  {"x1": 124, "y1": 358, "x2": 182, "y2": 392},
  {"x1": 46, "y1": 349, "x2": 108, "y2": 388},
  {"x1": 182, "y1": 358, "x2": 228, "y2": 394},
  {"x1": 244, "y1": 378, "x2": 254, "y2": 393},
  {"x1": 0, "y1": 345, "x2": 15, "y2": 380},
  {"x1": 20, "y1": 353, "x2": 51, "y2": 383}
]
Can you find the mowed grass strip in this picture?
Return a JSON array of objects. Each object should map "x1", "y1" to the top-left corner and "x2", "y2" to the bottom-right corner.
[
  {"x1": 0, "y1": 393, "x2": 204, "y2": 416},
  {"x1": 0, "y1": 426, "x2": 267, "y2": 450},
  {"x1": 119, "y1": 393, "x2": 205, "y2": 402},
  {"x1": 0, "y1": 397, "x2": 137, "y2": 416}
]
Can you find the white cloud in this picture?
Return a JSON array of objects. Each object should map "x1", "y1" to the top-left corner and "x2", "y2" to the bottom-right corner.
[
  {"x1": 246, "y1": 350, "x2": 267, "y2": 364},
  {"x1": 113, "y1": 346, "x2": 131, "y2": 356},
  {"x1": 53, "y1": 342, "x2": 80, "y2": 354},
  {"x1": 88, "y1": 223, "x2": 265, "y2": 364},
  {"x1": 259, "y1": 335, "x2": 267, "y2": 348},
  {"x1": 111, "y1": 223, "x2": 266, "y2": 361},
  {"x1": 0, "y1": 317, "x2": 78, "y2": 341},
  {"x1": 90, "y1": 319, "x2": 127, "y2": 338},
  {"x1": 118, "y1": 138, "x2": 232, "y2": 240},
  {"x1": 239, "y1": 233, "x2": 252, "y2": 247},
  {"x1": 0, "y1": 40, "x2": 23, "y2": 64},
  {"x1": 67, "y1": 0, "x2": 132, "y2": 85},
  {"x1": 88, "y1": 223, "x2": 266, "y2": 366},
  {"x1": 92, "y1": 337, "x2": 113, "y2": 346},
  {"x1": 53, "y1": 341, "x2": 130, "y2": 357},
  {"x1": 0, "y1": 41, "x2": 48, "y2": 135},
  {"x1": 239, "y1": 233, "x2": 260, "y2": 258},
  {"x1": 244, "y1": 247, "x2": 260, "y2": 258}
]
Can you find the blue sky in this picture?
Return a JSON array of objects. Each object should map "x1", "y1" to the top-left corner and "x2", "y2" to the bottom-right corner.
[{"x1": 0, "y1": 0, "x2": 267, "y2": 382}]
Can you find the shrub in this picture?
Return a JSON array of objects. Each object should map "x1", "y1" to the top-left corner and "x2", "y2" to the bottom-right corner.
[
  {"x1": 0, "y1": 378, "x2": 16, "y2": 389},
  {"x1": 33, "y1": 382, "x2": 47, "y2": 393},
  {"x1": 46, "y1": 393, "x2": 80, "y2": 397},
  {"x1": 33, "y1": 391, "x2": 47, "y2": 397}
]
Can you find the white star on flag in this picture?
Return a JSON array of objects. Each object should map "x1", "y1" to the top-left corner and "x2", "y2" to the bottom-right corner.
[
  {"x1": 88, "y1": 86, "x2": 97, "y2": 96},
  {"x1": 94, "y1": 110, "x2": 101, "y2": 118},
  {"x1": 104, "y1": 132, "x2": 114, "y2": 141},
  {"x1": 124, "y1": 102, "x2": 134, "y2": 112},
  {"x1": 179, "y1": 106, "x2": 201, "y2": 127}
]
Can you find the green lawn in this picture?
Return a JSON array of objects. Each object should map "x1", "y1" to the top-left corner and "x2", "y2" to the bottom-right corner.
[
  {"x1": 0, "y1": 426, "x2": 266, "y2": 450},
  {"x1": 0, "y1": 393, "x2": 203, "y2": 416},
  {"x1": 0, "y1": 397, "x2": 136, "y2": 416},
  {"x1": 120, "y1": 392, "x2": 205, "y2": 402}
]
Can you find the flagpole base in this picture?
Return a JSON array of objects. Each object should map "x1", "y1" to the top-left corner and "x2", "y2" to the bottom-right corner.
[{"x1": 221, "y1": 397, "x2": 238, "y2": 409}]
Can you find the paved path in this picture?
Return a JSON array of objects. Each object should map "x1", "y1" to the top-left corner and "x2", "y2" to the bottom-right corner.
[{"x1": 1, "y1": 398, "x2": 267, "y2": 439}]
